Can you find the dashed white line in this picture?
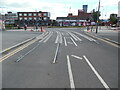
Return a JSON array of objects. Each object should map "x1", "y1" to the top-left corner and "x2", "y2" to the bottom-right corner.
[
  {"x1": 64, "y1": 37, "x2": 67, "y2": 46},
  {"x1": 83, "y1": 55, "x2": 110, "y2": 90},
  {"x1": 70, "y1": 37, "x2": 78, "y2": 46},
  {"x1": 67, "y1": 55, "x2": 75, "y2": 90}
]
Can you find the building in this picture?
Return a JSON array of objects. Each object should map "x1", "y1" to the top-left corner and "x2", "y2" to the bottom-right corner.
[
  {"x1": 16, "y1": 11, "x2": 50, "y2": 26},
  {"x1": 5, "y1": 12, "x2": 18, "y2": 25},
  {"x1": 56, "y1": 9, "x2": 92, "y2": 26},
  {"x1": 83, "y1": 5, "x2": 88, "y2": 13},
  {"x1": 0, "y1": 13, "x2": 5, "y2": 30}
]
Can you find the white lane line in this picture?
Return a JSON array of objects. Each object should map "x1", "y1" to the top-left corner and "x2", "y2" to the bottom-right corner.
[
  {"x1": 68, "y1": 32, "x2": 78, "y2": 41},
  {"x1": 53, "y1": 43, "x2": 59, "y2": 63},
  {"x1": 83, "y1": 55, "x2": 110, "y2": 90},
  {"x1": 73, "y1": 31, "x2": 95, "y2": 41},
  {"x1": 67, "y1": 55, "x2": 75, "y2": 90},
  {"x1": 43, "y1": 32, "x2": 53, "y2": 43},
  {"x1": 39, "y1": 32, "x2": 50, "y2": 43},
  {"x1": 64, "y1": 37, "x2": 67, "y2": 46},
  {"x1": 71, "y1": 33, "x2": 82, "y2": 41},
  {"x1": 71, "y1": 55, "x2": 83, "y2": 60},
  {"x1": 16, "y1": 43, "x2": 40, "y2": 62},
  {"x1": 59, "y1": 32, "x2": 63, "y2": 44},
  {"x1": 70, "y1": 37, "x2": 78, "y2": 46},
  {"x1": 55, "y1": 31, "x2": 59, "y2": 43}
]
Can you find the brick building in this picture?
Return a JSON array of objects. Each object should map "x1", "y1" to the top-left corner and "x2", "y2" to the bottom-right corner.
[
  {"x1": 56, "y1": 9, "x2": 93, "y2": 26},
  {"x1": 16, "y1": 11, "x2": 50, "y2": 26}
]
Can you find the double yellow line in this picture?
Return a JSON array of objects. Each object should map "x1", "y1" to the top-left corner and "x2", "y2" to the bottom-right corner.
[
  {"x1": 0, "y1": 39, "x2": 38, "y2": 62},
  {"x1": 0, "y1": 31, "x2": 49, "y2": 62}
]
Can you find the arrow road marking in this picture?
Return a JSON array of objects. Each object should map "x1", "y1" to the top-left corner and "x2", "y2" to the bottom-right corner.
[{"x1": 71, "y1": 55, "x2": 83, "y2": 60}]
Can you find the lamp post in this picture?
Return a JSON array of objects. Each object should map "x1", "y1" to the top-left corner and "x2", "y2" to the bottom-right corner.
[{"x1": 96, "y1": 0, "x2": 100, "y2": 33}]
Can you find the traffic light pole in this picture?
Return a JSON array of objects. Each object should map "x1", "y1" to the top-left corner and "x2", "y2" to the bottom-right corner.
[{"x1": 96, "y1": 0, "x2": 100, "y2": 33}]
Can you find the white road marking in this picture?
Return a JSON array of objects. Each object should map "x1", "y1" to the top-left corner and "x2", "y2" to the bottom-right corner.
[
  {"x1": 39, "y1": 34, "x2": 50, "y2": 43},
  {"x1": 68, "y1": 32, "x2": 78, "y2": 41},
  {"x1": 43, "y1": 32, "x2": 53, "y2": 43},
  {"x1": 16, "y1": 44, "x2": 39, "y2": 62},
  {"x1": 71, "y1": 32, "x2": 82, "y2": 41},
  {"x1": 67, "y1": 55, "x2": 75, "y2": 90},
  {"x1": 70, "y1": 37, "x2": 78, "y2": 46},
  {"x1": 73, "y1": 31, "x2": 96, "y2": 42},
  {"x1": 59, "y1": 32, "x2": 63, "y2": 44},
  {"x1": 83, "y1": 55, "x2": 110, "y2": 90},
  {"x1": 55, "y1": 31, "x2": 59, "y2": 43},
  {"x1": 64, "y1": 37, "x2": 67, "y2": 46},
  {"x1": 53, "y1": 43, "x2": 59, "y2": 63},
  {"x1": 71, "y1": 55, "x2": 83, "y2": 60}
]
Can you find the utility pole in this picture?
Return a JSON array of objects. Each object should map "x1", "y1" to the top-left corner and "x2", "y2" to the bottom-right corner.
[{"x1": 96, "y1": 0, "x2": 100, "y2": 33}]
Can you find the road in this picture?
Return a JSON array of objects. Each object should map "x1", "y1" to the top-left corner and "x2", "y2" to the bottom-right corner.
[
  {"x1": 2, "y1": 30, "x2": 42, "y2": 50},
  {"x1": 1, "y1": 28, "x2": 119, "y2": 90}
]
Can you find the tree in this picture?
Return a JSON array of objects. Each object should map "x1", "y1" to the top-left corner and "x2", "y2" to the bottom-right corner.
[
  {"x1": 109, "y1": 16, "x2": 117, "y2": 24},
  {"x1": 92, "y1": 11, "x2": 101, "y2": 22},
  {"x1": 52, "y1": 20, "x2": 58, "y2": 26}
]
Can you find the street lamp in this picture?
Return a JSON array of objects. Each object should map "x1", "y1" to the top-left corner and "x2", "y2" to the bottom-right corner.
[{"x1": 96, "y1": 0, "x2": 101, "y2": 33}]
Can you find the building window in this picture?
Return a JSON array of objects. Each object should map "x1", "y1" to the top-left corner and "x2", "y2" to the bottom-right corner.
[
  {"x1": 43, "y1": 13, "x2": 47, "y2": 16},
  {"x1": 38, "y1": 13, "x2": 42, "y2": 17},
  {"x1": 24, "y1": 13, "x2": 27, "y2": 16},
  {"x1": 24, "y1": 17, "x2": 27, "y2": 20},
  {"x1": 44, "y1": 17, "x2": 47, "y2": 20},
  {"x1": 19, "y1": 17, "x2": 23, "y2": 20},
  {"x1": 29, "y1": 17, "x2": 32, "y2": 20},
  {"x1": 19, "y1": 13, "x2": 22, "y2": 16},
  {"x1": 34, "y1": 17, "x2": 36, "y2": 20},
  {"x1": 33, "y1": 13, "x2": 37, "y2": 16},
  {"x1": 28, "y1": 13, "x2": 32, "y2": 16}
]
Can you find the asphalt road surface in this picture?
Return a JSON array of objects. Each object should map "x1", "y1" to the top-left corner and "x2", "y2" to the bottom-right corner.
[
  {"x1": 1, "y1": 28, "x2": 119, "y2": 90},
  {"x1": 2, "y1": 31, "x2": 42, "y2": 50}
]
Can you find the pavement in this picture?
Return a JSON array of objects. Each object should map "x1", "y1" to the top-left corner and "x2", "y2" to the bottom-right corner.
[
  {"x1": 83, "y1": 26, "x2": 119, "y2": 45},
  {"x1": 1, "y1": 28, "x2": 119, "y2": 89},
  {"x1": 2, "y1": 30, "x2": 43, "y2": 50}
]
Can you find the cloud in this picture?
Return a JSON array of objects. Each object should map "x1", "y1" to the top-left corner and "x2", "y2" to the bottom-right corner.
[{"x1": 0, "y1": 0, "x2": 119, "y2": 19}]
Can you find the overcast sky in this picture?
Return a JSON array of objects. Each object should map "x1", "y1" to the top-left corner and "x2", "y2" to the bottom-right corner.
[{"x1": 0, "y1": 0, "x2": 119, "y2": 19}]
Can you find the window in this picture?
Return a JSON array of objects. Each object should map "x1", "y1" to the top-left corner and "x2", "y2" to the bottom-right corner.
[
  {"x1": 28, "y1": 13, "x2": 32, "y2": 16},
  {"x1": 38, "y1": 13, "x2": 42, "y2": 17},
  {"x1": 34, "y1": 17, "x2": 36, "y2": 20},
  {"x1": 43, "y1": 13, "x2": 47, "y2": 16},
  {"x1": 33, "y1": 13, "x2": 37, "y2": 16},
  {"x1": 29, "y1": 17, "x2": 32, "y2": 20},
  {"x1": 24, "y1": 17, "x2": 27, "y2": 20},
  {"x1": 19, "y1": 17, "x2": 23, "y2": 20},
  {"x1": 19, "y1": 13, "x2": 22, "y2": 16},
  {"x1": 24, "y1": 13, "x2": 27, "y2": 16},
  {"x1": 44, "y1": 17, "x2": 47, "y2": 20}
]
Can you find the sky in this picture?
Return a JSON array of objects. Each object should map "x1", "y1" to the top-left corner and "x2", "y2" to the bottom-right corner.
[{"x1": 0, "y1": 0, "x2": 119, "y2": 19}]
